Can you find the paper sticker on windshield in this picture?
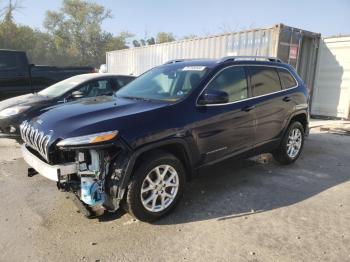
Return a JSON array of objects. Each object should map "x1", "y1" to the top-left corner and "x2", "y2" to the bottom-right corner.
[{"x1": 182, "y1": 66, "x2": 206, "y2": 71}]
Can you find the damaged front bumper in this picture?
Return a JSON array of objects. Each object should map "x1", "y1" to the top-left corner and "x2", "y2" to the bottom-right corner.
[
  {"x1": 22, "y1": 142, "x2": 133, "y2": 218},
  {"x1": 22, "y1": 145, "x2": 78, "y2": 181}
]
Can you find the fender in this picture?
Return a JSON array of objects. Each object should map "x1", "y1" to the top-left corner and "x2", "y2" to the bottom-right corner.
[
  {"x1": 282, "y1": 108, "x2": 309, "y2": 136},
  {"x1": 126, "y1": 137, "x2": 195, "y2": 178},
  {"x1": 115, "y1": 137, "x2": 196, "y2": 203}
]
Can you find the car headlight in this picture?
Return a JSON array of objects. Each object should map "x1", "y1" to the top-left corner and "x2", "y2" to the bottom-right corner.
[
  {"x1": 0, "y1": 106, "x2": 31, "y2": 118},
  {"x1": 57, "y1": 131, "x2": 119, "y2": 147}
]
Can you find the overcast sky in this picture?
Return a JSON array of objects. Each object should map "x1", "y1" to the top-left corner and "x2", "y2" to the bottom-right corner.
[{"x1": 11, "y1": 0, "x2": 350, "y2": 39}]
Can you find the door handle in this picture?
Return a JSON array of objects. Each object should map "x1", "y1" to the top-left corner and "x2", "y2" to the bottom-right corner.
[
  {"x1": 283, "y1": 96, "x2": 291, "y2": 102},
  {"x1": 242, "y1": 105, "x2": 256, "y2": 112}
]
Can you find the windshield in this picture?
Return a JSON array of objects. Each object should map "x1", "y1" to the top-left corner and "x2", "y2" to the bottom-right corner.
[
  {"x1": 38, "y1": 75, "x2": 89, "y2": 98},
  {"x1": 116, "y1": 64, "x2": 210, "y2": 102}
]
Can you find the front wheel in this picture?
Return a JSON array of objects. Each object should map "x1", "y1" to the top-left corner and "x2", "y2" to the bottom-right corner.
[
  {"x1": 124, "y1": 151, "x2": 185, "y2": 222},
  {"x1": 273, "y1": 121, "x2": 305, "y2": 165}
]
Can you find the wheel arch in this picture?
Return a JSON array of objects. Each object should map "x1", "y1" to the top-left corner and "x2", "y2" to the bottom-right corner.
[
  {"x1": 125, "y1": 139, "x2": 195, "y2": 184},
  {"x1": 288, "y1": 111, "x2": 308, "y2": 133}
]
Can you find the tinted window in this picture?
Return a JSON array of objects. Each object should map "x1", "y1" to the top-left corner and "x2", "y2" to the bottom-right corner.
[
  {"x1": 250, "y1": 67, "x2": 282, "y2": 96},
  {"x1": 278, "y1": 68, "x2": 297, "y2": 89},
  {"x1": 206, "y1": 66, "x2": 248, "y2": 102},
  {"x1": 115, "y1": 76, "x2": 135, "y2": 88},
  {"x1": 0, "y1": 53, "x2": 21, "y2": 69},
  {"x1": 77, "y1": 79, "x2": 113, "y2": 97}
]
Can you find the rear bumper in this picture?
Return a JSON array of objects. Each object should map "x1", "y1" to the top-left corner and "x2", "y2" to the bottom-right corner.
[{"x1": 21, "y1": 145, "x2": 78, "y2": 181}]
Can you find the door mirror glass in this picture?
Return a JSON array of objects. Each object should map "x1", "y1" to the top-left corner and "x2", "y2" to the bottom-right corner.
[
  {"x1": 198, "y1": 90, "x2": 229, "y2": 105},
  {"x1": 71, "y1": 90, "x2": 84, "y2": 99}
]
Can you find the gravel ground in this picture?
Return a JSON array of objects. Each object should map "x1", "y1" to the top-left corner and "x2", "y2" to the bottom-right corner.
[{"x1": 0, "y1": 126, "x2": 349, "y2": 262}]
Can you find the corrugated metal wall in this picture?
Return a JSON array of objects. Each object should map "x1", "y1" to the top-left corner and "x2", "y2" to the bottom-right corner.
[
  {"x1": 107, "y1": 25, "x2": 280, "y2": 75},
  {"x1": 311, "y1": 36, "x2": 350, "y2": 119},
  {"x1": 106, "y1": 24, "x2": 320, "y2": 94}
]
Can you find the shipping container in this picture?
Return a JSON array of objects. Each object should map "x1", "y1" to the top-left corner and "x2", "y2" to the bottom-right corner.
[
  {"x1": 106, "y1": 24, "x2": 320, "y2": 91},
  {"x1": 311, "y1": 36, "x2": 350, "y2": 119}
]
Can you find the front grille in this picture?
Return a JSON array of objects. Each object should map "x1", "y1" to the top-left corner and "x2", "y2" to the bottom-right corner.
[{"x1": 20, "y1": 121, "x2": 51, "y2": 161}]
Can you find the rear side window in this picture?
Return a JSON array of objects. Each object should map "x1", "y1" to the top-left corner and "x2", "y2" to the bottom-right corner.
[
  {"x1": 0, "y1": 52, "x2": 21, "y2": 69},
  {"x1": 77, "y1": 79, "x2": 113, "y2": 97},
  {"x1": 250, "y1": 67, "x2": 281, "y2": 97},
  {"x1": 206, "y1": 66, "x2": 248, "y2": 102},
  {"x1": 115, "y1": 76, "x2": 135, "y2": 88},
  {"x1": 278, "y1": 68, "x2": 297, "y2": 89}
]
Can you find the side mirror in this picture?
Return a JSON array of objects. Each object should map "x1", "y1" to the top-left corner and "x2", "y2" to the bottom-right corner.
[
  {"x1": 71, "y1": 91, "x2": 84, "y2": 99},
  {"x1": 198, "y1": 90, "x2": 229, "y2": 105}
]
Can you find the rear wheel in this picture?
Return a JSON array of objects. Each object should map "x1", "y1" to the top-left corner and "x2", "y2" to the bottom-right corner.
[
  {"x1": 273, "y1": 121, "x2": 305, "y2": 165},
  {"x1": 124, "y1": 151, "x2": 185, "y2": 222}
]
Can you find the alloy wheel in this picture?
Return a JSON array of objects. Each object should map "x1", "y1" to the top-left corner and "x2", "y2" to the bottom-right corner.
[
  {"x1": 140, "y1": 165, "x2": 179, "y2": 212},
  {"x1": 286, "y1": 128, "x2": 302, "y2": 158}
]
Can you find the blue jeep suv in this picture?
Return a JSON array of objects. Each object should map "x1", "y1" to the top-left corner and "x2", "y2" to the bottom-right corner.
[{"x1": 20, "y1": 56, "x2": 309, "y2": 221}]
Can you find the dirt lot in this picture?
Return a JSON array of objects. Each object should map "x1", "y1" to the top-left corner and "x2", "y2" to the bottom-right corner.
[{"x1": 0, "y1": 125, "x2": 349, "y2": 262}]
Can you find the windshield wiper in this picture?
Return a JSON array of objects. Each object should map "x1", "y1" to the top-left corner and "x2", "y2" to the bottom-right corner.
[{"x1": 119, "y1": 96, "x2": 152, "y2": 102}]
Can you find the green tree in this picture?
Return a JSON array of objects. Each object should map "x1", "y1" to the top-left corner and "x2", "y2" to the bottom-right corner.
[
  {"x1": 0, "y1": 0, "x2": 22, "y2": 47},
  {"x1": 43, "y1": 0, "x2": 114, "y2": 66},
  {"x1": 182, "y1": 34, "x2": 197, "y2": 40},
  {"x1": 0, "y1": 0, "x2": 180, "y2": 66},
  {"x1": 132, "y1": 36, "x2": 155, "y2": 47},
  {"x1": 132, "y1": 39, "x2": 141, "y2": 47},
  {"x1": 108, "y1": 31, "x2": 133, "y2": 50},
  {"x1": 146, "y1": 37, "x2": 155, "y2": 45},
  {"x1": 0, "y1": 0, "x2": 23, "y2": 22},
  {"x1": 156, "y1": 32, "x2": 176, "y2": 44},
  {"x1": 0, "y1": 0, "x2": 52, "y2": 64}
]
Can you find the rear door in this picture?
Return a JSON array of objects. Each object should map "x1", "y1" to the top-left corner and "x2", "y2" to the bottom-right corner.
[
  {"x1": 193, "y1": 65, "x2": 255, "y2": 163},
  {"x1": 248, "y1": 66, "x2": 295, "y2": 147},
  {"x1": 0, "y1": 51, "x2": 31, "y2": 100}
]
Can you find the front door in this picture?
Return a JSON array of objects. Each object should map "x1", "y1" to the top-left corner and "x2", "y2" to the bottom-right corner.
[{"x1": 193, "y1": 65, "x2": 255, "y2": 164}]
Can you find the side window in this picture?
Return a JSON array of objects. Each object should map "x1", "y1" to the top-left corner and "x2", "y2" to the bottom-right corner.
[
  {"x1": 250, "y1": 67, "x2": 282, "y2": 97},
  {"x1": 77, "y1": 84, "x2": 91, "y2": 96},
  {"x1": 115, "y1": 77, "x2": 135, "y2": 89},
  {"x1": 124, "y1": 76, "x2": 136, "y2": 84},
  {"x1": 206, "y1": 66, "x2": 248, "y2": 102},
  {"x1": 277, "y1": 68, "x2": 297, "y2": 89},
  {"x1": 77, "y1": 79, "x2": 113, "y2": 97},
  {"x1": 0, "y1": 53, "x2": 21, "y2": 69}
]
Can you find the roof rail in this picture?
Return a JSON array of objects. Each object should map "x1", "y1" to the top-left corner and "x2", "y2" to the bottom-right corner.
[
  {"x1": 163, "y1": 59, "x2": 190, "y2": 65},
  {"x1": 218, "y1": 56, "x2": 283, "y2": 63},
  {"x1": 163, "y1": 58, "x2": 208, "y2": 65}
]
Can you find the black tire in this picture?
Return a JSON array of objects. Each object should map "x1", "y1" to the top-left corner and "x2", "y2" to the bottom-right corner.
[
  {"x1": 273, "y1": 121, "x2": 305, "y2": 165},
  {"x1": 124, "y1": 151, "x2": 186, "y2": 222}
]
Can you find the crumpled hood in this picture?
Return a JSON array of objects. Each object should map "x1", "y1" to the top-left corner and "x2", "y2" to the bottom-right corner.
[
  {"x1": 27, "y1": 96, "x2": 170, "y2": 143},
  {"x1": 0, "y1": 93, "x2": 50, "y2": 111}
]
